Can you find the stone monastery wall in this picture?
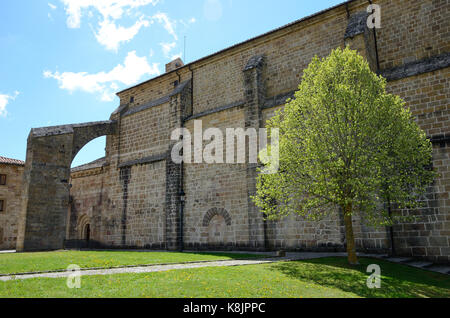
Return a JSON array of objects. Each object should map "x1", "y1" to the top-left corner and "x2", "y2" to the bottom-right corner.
[{"x1": 65, "y1": 0, "x2": 450, "y2": 263}]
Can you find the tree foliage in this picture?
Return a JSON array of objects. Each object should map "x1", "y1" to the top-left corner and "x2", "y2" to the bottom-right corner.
[{"x1": 254, "y1": 47, "x2": 435, "y2": 264}]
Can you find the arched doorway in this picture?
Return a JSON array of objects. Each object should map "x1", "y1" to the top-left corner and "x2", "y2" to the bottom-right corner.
[
  {"x1": 84, "y1": 224, "x2": 91, "y2": 242},
  {"x1": 78, "y1": 214, "x2": 91, "y2": 242},
  {"x1": 207, "y1": 215, "x2": 226, "y2": 244},
  {"x1": 202, "y1": 208, "x2": 233, "y2": 246}
]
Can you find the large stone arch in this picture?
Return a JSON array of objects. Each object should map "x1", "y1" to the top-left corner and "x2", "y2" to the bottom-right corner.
[{"x1": 16, "y1": 120, "x2": 118, "y2": 252}]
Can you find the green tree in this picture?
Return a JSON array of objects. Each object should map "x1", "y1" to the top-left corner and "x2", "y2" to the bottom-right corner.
[{"x1": 254, "y1": 47, "x2": 435, "y2": 265}]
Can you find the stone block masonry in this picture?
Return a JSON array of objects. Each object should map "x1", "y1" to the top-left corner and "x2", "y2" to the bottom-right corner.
[
  {"x1": 16, "y1": 121, "x2": 118, "y2": 252},
  {"x1": 0, "y1": 158, "x2": 24, "y2": 250},
  {"x1": 18, "y1": 0, "x2": 450, "y2": 263}
]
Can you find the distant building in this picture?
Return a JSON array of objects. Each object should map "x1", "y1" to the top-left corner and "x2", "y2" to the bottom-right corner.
[{"x1": 0, "y1": 156, "x2": 24, "y2": 250}]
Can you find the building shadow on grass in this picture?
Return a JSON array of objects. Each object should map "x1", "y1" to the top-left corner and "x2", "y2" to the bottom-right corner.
[
  {"x1": 64, "y1": 248, "x2": 269, "y2": 260},
  {"x1": 270, "y1": 257, "x2": 450, "y2": 298}
]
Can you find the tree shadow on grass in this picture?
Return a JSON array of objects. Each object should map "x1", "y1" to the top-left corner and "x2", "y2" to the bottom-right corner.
[{"x1": 271, "y1": 257, "x2": 450, "y2": 298}]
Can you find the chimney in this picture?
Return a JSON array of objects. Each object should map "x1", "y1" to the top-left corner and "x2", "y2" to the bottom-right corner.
[{"x1": 165, "y1": 57, "x2": 184, "y2": 73}]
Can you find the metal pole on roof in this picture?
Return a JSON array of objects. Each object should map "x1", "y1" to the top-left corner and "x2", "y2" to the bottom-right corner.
[{"x1": 184, "y1": 36, "x2": 187, "y2": 62}]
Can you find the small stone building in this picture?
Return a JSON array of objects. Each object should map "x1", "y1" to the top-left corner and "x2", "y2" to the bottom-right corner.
[{"x1": 0, "y1": 156, "x2": 24, "y2": 250}]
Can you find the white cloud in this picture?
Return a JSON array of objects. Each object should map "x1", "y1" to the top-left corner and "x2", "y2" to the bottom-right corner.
[
  {"x1": 180, "y1": 17, "x2": 197, "y2": 28},
  {"x1": 48, "y1": 3, "x2": 57, "y2": 20},
  {"x1": 95, "y1": 17, "x2": 151, "y2": 51},
  {"x1": 160, "y1": 42, "x2": 176, "y2": 58},
  {"x1": 61, "y1": 0, "x2": 159, "y2": 28},
  {"x1": 44, "y1": 51, "x2": 160, "y2": 101},
  {"x1": 59, "y1": 1, "x2": 183, "y2": 51},
  {"x1": 152, "y1": 12, "x2": 177, "y2": 40},
  {"x1": 60, "y1": 0, "x2": 161, "y2": 50},
  {"x1": 0, "y1": 91, "x2": 19, "y2": 117}
]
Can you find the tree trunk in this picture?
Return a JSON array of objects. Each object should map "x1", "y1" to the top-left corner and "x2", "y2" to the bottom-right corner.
[{"x1": 343, "y1": 203, "x2": 358, "y2": 265}]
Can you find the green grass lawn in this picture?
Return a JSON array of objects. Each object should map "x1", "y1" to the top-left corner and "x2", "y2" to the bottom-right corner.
[
  {"x1": 0, "y1": 257, "x2": 448, "y2": 298},
  {"x1": 0, "y1": 250, "x2": 266, "y2": 275}
]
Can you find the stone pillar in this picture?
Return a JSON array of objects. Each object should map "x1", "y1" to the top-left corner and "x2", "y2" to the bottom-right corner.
[
  {"x1": 16, "y1": 121, "x2": 117, "y2": 252},
  {"x1": 17, "y1": 130, "x2": 74, "y2": 252},
  {"x1": 165, "y1": 80, "x2": 192, "y2": 251},
  {"x1": 119, "y1": 166, "x2": 131, "y2": 247},
  {"x1": 243, "y1": 55, "x2": 267, "y2": 250},
  {"x1": 344, "y1": 11, "x2": 378, "y2": 72}
]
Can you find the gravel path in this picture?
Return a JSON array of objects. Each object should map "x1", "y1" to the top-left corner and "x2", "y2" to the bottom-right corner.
[{"x1": 0, "y1": 250, "x2": 16, "y2": 254}]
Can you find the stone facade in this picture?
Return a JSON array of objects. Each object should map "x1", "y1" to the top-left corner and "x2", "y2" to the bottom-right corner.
[
  {"x1": 65, "y1": 157, "x2": 108, "y2": 248},
  {"x1": 0, "y1": 157, "x2": 24, "y2": 250},
  {"x1": 18, "y1": 0, "x2": 450, "y2": 263}
]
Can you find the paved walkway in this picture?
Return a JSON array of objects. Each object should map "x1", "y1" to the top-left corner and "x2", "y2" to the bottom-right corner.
[
  {"x1": 0, "y1": 252, "x2": 448, "y2": 281},
  {"x1": 0, "y1": 250, "x2": 16, "y2": 254},
  {"x1": 0, "y1": 258, "x2": 286, "y2": 282}
]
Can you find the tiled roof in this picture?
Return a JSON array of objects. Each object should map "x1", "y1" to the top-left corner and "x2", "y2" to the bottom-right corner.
[
  {"x1": 0, "y1": 156, "x2": 25, "y2": 166},
  {"x1": 71, "y1": 157, "x2": 106, "y2": 173}
]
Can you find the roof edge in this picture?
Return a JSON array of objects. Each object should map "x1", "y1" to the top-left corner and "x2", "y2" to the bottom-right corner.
[
  {"x1": 71, "y1": 157, "x2": 107, "y2": 173},
  {"x1": 0, "y1": 156, "x2": 25, "y2": 166},
  {"x1": 116, "y1": 0, "x2": 357, "y2": 96}
]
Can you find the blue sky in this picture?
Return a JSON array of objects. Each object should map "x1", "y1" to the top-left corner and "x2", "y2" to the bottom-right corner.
[{"x1": 0, "y1": 0, "x2": 343, "y2": 167}]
